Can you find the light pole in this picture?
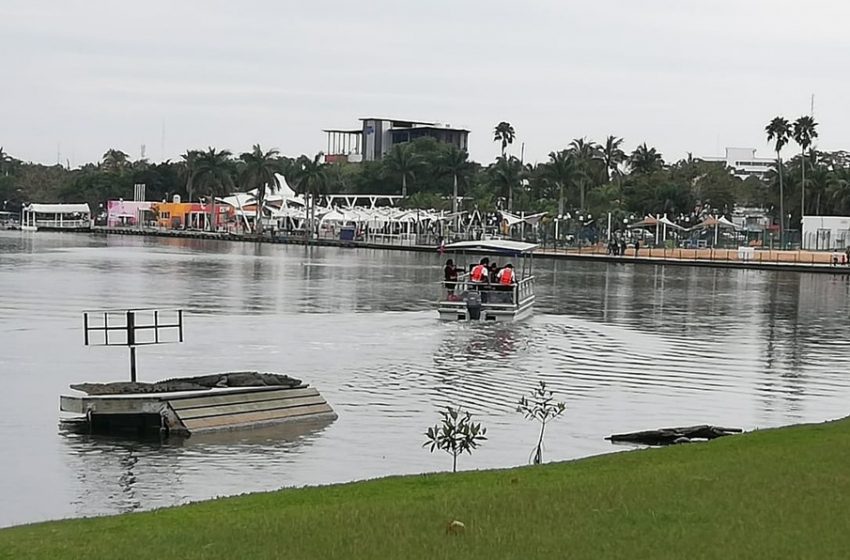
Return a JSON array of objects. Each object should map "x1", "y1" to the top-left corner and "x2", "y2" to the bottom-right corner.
[
  {"x1": 555, "y1": 214, "x2": 562, "y2": 249},
  {"x1": 787, "y1": 213, "x2": 792, "y2": 249}
]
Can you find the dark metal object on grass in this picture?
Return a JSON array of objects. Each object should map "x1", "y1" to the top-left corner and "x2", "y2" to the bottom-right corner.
[{"x1": 606, "y1": 425, "x2": 743, "y2": 446}]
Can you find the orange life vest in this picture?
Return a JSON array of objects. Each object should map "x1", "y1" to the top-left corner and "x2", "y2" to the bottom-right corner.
[
  {"x1": 471, "y1": 264, "x2": 487, "y2": 282},
  {"x1": 498, "y1": 268, "x2": 514, "y2": 284}
]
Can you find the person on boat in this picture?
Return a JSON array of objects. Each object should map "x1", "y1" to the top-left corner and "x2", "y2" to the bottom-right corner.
[
  {"x1": 470, "y1": 257, "x2": 490, "y2": 284},
  {"x1": 488, "y1": 262, "x2": 500, "y2": 284},
  {"x1": 497, "y1": 263, "x2": 515, "y2": 284},
  {"x1": 444, "y1": 259, "x2": 459, "y2": 298}
]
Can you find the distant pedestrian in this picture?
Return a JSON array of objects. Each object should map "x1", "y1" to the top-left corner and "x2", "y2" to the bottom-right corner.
[
  {"x1": 620, "y1": 239, "x2": 627, "y2": 256},
  {"x1": 634, "y1": 240, "x2": 640, "y2": 257}
]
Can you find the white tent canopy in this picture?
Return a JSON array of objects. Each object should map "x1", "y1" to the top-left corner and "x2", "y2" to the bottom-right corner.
[
  {"x1": 691, "y1": 215, "x2": 739, "y2": 231},
  {"x1": 500, "y1": 211, "x2": 548, "y2": 226},
  {"x1": 24, "y1": 203, "x2": 91, "y2": 214}
]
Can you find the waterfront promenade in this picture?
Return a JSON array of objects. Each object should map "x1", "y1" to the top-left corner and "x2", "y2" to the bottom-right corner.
[{"x1": 92, "y1": 226, "x2": 850, "y2": 274}]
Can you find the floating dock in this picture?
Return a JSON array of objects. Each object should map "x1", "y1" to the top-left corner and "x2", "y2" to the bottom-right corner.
[
  {"x1": 64, "y1": 309, "x2": 336, "y2": 437},
  {"x1": 60, "y1": 383, "x2": 336, "y2": 436}
]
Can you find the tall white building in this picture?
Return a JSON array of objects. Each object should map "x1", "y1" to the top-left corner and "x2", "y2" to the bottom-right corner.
[{"x1": 702, "y1": 147, "x2": 774, "y2": 179}]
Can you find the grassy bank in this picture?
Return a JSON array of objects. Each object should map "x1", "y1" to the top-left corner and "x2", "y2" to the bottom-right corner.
[{"x1": 3, "y1": 419, "x2": 850, "y2": 559}]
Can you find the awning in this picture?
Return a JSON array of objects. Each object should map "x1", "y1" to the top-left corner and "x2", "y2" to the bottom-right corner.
[{"x1": 443, "y1": 239, "x2": 538, "y2": 255}]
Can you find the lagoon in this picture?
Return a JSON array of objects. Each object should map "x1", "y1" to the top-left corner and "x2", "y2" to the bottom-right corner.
[{"x1": 1, "y1": 230, "x2": 850, "y2": 527}]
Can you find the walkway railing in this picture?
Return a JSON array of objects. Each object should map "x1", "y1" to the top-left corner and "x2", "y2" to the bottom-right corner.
[
  {"x1": 539, "y1": 245, "x2": 850, "y2": 266},
  {"x1": 438, "y1": 275, "x2": 534, "y2": 306}
]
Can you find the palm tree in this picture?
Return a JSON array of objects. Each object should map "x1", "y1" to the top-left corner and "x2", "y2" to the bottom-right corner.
[
  {"x1": 568, "y1": 138, "x2": 600, "y2": 210},
  {"x1": 493, "y1": 122, "x2": 516, "y2": 158},
  {"x1": 490, "y1": 156, "x2": 522, "y2": 211},
  {"x1": 629, "y1": 143, "x2": 664, "y2": 175},
  {"x1": 384, "y1": 144, "x2": 421, "y2": 198},
  {"x1": 826, "y1": 169, "x2": 850, "y2": 215},
  {"x1": 179, "y1": 150, "x2": 202, "y2": 202},
  {"x1": 194, "y1": 148, "x2": 234, "y2": 231},
  {"x1": 439, "y1": 147, "x2": 471, "y2": 225},
  {"x1": 295, "y1": 153, "x2": 327, "y2": 239},
  {"x1": 766, "y1": 116, "x2": 791, "y2": 245},
  {"x1": 542, "y1": 150, "x2": 577, "y2": 217},
  {"x1": 805, "y1": 153, "x2": 829, "y2": 215},
  {"x1": 240, "y1": 144, "x2": 281, "y2": 235},
  {"x1": 792, "y1": 115, "x2": 818, "y2": 218},
  {"x1": 600, "y1": 136, "x2": 626, "y2": 182},
  {"x1": 101, "y1": 149, "x2": 130, "y2": 174}
]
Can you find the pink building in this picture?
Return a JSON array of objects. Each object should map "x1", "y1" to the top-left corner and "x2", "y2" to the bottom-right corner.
[{"x1": 106, "y1": 200, "x2": 154, "y2": 227}]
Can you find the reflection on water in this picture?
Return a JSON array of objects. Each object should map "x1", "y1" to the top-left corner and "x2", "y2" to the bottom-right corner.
[
  {"x1": 60, "y1": 417, "x2": 335, "y2": 517},
  {"x1": 2, "y1": 231, "x2": 850, "y2": 527}
]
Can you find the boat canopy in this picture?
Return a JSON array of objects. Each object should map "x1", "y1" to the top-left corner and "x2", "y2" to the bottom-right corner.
[
  {"x1": 443, "y1": 239, "x2": 538, "y2": 255},
  {"x1": 24, "y1": 203, "x2": 91, "y2": 214}
]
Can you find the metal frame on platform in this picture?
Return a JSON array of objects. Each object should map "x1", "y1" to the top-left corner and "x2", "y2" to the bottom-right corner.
[{"x1": 83, "y1": 308, "x2": 184, "y2": 382}]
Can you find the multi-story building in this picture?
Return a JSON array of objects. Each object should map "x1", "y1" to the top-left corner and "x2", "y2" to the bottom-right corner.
[
  {"x1": 702, "y1": 147, "x2": 775, "y2": 180},
  {"x1": 323, "y1": 117, "x2": 470, "y2": 163}
]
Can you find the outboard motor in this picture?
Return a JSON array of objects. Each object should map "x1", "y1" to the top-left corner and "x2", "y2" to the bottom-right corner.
[{"x1": 464, "y1": 291, "x2": 482, "y2": 320}]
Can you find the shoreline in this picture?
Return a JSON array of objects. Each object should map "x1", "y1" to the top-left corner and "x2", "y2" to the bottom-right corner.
[
  {"x1": 3, "y1": 417, "x2": 849, "y2": 558},
  {"x1": 88, "y1": 226, "x2": 850, "y2": 275}
]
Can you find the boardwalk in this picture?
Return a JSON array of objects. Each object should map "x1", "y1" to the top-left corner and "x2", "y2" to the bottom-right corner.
[{"x1": 91, "y1": 226, "x2": 850, "y2": 274}]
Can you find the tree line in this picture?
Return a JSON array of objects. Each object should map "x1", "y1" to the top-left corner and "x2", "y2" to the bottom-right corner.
[{"x1": 2, "y1": 118, "x2": 849, "y2": 229}]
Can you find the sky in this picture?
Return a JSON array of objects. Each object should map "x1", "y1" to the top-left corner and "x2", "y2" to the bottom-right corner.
[{"x1": 3, "y1": 0, "x2": 849, "y2": 167}]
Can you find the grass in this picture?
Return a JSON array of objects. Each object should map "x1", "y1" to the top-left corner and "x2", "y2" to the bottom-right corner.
[{"x1": 3, "y1": 418, "x2": 850, "y2": 559}]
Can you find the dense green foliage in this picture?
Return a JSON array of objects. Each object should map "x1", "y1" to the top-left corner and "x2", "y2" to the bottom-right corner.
[
  {"x1": 3, "y1": 134, "x2": 850, "y2": 225},
  {"x1": 3, "y1": 418, "x2": 850, "y2": 559}
]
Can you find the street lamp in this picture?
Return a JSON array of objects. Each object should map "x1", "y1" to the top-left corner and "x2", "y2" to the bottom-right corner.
[
  {"x1": 787, "y1": 213, "x2": 792, "y2": 248},
  {"x1": 555, "y1": 214, "x2": 563, "y2": 248}
]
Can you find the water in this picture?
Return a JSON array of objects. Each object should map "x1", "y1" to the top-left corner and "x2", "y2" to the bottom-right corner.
[{"x1": 1, "y1": 231, "x2": 850, "y2": 528}]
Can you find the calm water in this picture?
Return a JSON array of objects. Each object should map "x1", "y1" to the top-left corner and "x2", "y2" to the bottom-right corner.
[{"x1": 2, "y1": 231, "x2": 850, "y2": 527}]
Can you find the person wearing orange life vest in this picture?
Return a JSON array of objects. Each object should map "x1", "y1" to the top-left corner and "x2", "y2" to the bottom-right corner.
[
  {"x1": 470, "y1": 257, "x2": 490, "y2": 284},
  {"x1": 497, "y1": 263, "x2": 516, "y2": 285}
]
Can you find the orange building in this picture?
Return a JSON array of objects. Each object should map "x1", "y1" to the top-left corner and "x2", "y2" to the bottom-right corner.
[{"x1": 152, "y1": 201, "x2": 234, "y2": 230}]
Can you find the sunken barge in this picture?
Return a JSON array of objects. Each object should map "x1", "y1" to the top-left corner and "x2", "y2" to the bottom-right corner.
[
  {"x1": 61, "y1": 371, "x2": 336, "y2": 436},
  {"x1": 62, "y1": 308, "x2": 336, "y2": 437}
]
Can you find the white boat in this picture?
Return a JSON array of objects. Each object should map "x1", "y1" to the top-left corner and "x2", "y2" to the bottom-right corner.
[{"x1": 436, "y1": 239, "x2": 537, "y2": 322}]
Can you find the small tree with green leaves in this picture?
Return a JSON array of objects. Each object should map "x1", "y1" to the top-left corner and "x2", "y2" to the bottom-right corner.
[
  {"x1": 424, "y1": 406, "x2": 487, "y2": 473},
  {"x1": 517, "y1": 381, "x2": 566, "y2": 465}
]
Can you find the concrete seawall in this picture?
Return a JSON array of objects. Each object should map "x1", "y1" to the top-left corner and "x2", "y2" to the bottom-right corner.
[{"x1": 91, "y1": 226, "x2": 850, "y2": 275}]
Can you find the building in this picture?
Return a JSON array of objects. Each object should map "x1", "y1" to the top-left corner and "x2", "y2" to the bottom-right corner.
[
  {"x1": 801, "y1": 215, "x2": 850, "y2": 250},
  {"x1": 702, "y1": 147, "x2": 774, "y2": 180},
  {"x1": 324, "y1": 117, "x2": 470, "y2": 163},
  {"x1": 106, "y1": 200, "x2": 154, "y2": 227},
  {"x1": 730, "y1": 206, "x2": 771, "y2": 233},
  {"x1": 152, "y1": 198, "x2": 233, "y2": 231}
]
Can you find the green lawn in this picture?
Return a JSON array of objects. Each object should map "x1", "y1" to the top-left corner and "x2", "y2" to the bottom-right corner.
[{"x1": 3, "y1": 418, "x2": 850, "y2": 559}]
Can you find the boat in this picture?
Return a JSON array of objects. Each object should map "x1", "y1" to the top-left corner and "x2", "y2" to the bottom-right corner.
[
  {"x1": 21, "y1": 203, "x2": 92, "y2": 232},
  {"x1": 436, "y1": 239, "x2": 537, "y2": 322}
]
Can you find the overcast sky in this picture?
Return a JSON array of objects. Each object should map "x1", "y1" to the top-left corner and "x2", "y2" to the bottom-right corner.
[{"x1": 3, "y1": 0, "x2": 848, "y2": 167}]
